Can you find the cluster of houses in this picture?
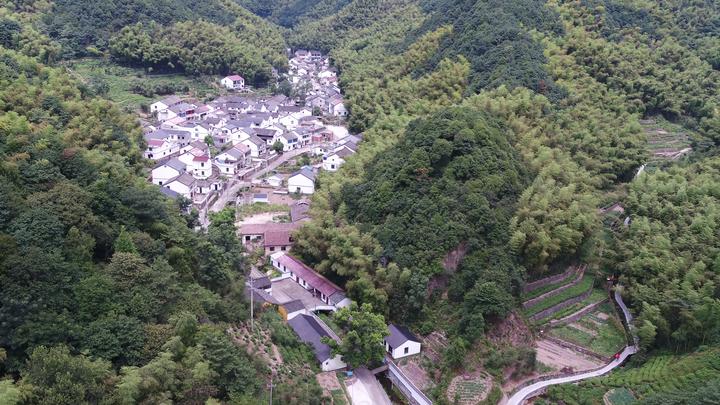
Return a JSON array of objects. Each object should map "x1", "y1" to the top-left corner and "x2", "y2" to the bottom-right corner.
[
  {"x1": 241, "y1": 205, "x2": 421, "y2": 372},
  {"x1": 288, "y1": 50, "x2": 347, "y2": 117}
]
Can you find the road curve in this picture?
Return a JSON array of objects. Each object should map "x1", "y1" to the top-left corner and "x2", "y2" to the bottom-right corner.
[{"x1": 506, "y1": 288, "x2": 638, "y2": 405}]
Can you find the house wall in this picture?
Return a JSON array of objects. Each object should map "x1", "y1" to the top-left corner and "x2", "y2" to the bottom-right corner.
[
  {"x1": 391, "y1": 341, "x2": 422, "y2": 359},
  {"x1": 287, "y1": 175, "x2": 315, "y2": 194},
  {"x1": 151, "y1": 166, "x2": 181, "y2": 185},
  {"x1": 321, "y1": 355, "x2": 346, "y2": 372},
  {"x1": 165, "y1": 183, "x2": 191, "y2": 199}
]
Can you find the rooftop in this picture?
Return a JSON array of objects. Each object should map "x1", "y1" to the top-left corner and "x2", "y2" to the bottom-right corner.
[
  {"x1": 274, "y1": 253, "x2": 343, "y2": 298},
  {"x1": 288, "y1": 314, "x2": 336, "y2": 362},
  {"x1": 386, "y1": 324, "x2": 420, "y2": 348}
]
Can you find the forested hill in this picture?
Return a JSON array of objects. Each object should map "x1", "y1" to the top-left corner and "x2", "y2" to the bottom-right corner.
[
  {"x1": 0, "y1": 6, "x2": 325, "y2": 404},
  {"x1": 5, "y1": 0, "x2": 288, "y2": 82},
  {"x1": 266, "y1": 0, "x2": 720, "y2": 398}
]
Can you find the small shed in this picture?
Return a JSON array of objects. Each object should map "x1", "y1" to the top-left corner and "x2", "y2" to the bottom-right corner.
[
  {"x1": 267, "y1": 174, "x2": 283, "y2": 188},
  {"x1": 385, "y1": 324, "x2": 422, "y2": 359},
  {"x1": 253, "y1": 193, "x2": 269, "y2": 203}
]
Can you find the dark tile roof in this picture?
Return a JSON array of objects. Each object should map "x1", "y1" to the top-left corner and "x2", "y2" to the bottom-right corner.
[
  {"x1": 386, "y1": 324, "x2": 420, "y2": 348},
  {"x1": 275, "y1": 254, "x2": 343, "y2": 298},
  {"x1": 282, "y1": 299, "x2": 305, "y2": 313},
  {"x1": 288, "y1": 314, "x2": 334, "y2": 362}
]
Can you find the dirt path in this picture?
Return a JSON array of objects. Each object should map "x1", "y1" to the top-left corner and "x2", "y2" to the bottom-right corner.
[{"x1": 535, "y1": 339, "x2": 604, "y2": 371}]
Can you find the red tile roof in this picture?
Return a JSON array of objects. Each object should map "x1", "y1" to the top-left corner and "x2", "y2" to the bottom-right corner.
[
  {"x1": 227, "y1": 75, "x2": 244, "y2": 81},
  {"x1": 276, "y1": 254, "x2": 343, "y2": 297},
  {"x1": 193, "y1": 155, "x2": 209, "y2": 162}
]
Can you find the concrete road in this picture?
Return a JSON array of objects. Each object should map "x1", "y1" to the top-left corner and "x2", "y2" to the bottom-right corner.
[{"x1": 345, "y1": 368, "x2": 392, "y2": 405}]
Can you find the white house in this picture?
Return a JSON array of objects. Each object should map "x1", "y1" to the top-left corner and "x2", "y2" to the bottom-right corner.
[
  {"x1": 150, "y1": 95, "x2": 182, "y2": 114},
  {"x1": 329, "y1": 99, "x2": 348, "y2": 117},
  {"x1": 151, "y1": 158, "x2": 186, "y2": 186},
  {"x1": 267, "y1": 174, "x2": 283, "y2": 187},
  {"x1": 384, "y1": 324, "x2": 422, "y2": 359},
  {"x1": 278, "y1": 132, "x2": 300, "y2": 151},
  {"x1": 164, "y1": 173, "x2": 197, "y2": 199},
  {"x1": 322, "y1": 147, "x2": 354, "y2": 171},
  {"x1": 287, "y1": 167, "x2": 315, "y2": 194},
  {"x1": 288, "y1": 314, "x2": 346, "y2": 372},
  {"x1": 190, "y1": 155, "x2": 211, "y2": 179},
  {"x1": 240, "y1": 135, "x2": 267, "y2": 158},
  {"x1": 144, "y1": 139, "x2": 179, "y2": 160},
  {"x1": 221, "y1": 75, "x2": 245, "y2": 90},
  {"x1": 214, "y1": 144, "x2": 250, "y2": 176}
]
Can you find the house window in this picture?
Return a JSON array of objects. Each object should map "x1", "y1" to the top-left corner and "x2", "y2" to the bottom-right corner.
[
  {"x1": 269, "y1": 247, "x2": 275, "y2": 252},
  {"x1": 331, "y1": 165, "x2": 335, "y2": 169},
  {"x1": 226, "y1": 168, "x2": 230, "y2": 172},
  {"x1": 281, "y1": 246, "x2": 286, "y2": 251},
  {"x1": 245, "y1": 236, "x2": 250, "y2": 241},
  {"x1": 159, "y1": 181, "x2": 163, "y2": 185},
  {"x1": 404, "y1": 347, "x2": 409, "y2": 354}
]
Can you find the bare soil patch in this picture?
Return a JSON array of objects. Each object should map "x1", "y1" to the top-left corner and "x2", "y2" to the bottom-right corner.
[
  {"x1": 488, "y1": 311, "x2": 534, "y2": 347},
  {"x1": 535, "y1": 339, "x2": 603, "y2": 372}
]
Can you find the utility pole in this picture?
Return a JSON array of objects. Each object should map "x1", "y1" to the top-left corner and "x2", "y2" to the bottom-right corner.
[
  {"x1": 267, "y1": 373, "x2": 275, "y2": 405},
  {"x1": 249, "y1": 276, "x2": 254, "y2": 333}
]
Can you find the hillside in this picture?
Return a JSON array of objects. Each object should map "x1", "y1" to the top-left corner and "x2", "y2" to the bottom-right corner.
[
  {"x1": 1, "y1": 0, "x2": 720, "y2": 403},
  {"x1": 0, "y1": 6, "x2": 323, "y2": 405},
  {"x1": 279, "y1": 0, "x2": 720, "y2": 401},
  {"x1": 5, "y1": 0, "x2": 288, "y2": 81}
]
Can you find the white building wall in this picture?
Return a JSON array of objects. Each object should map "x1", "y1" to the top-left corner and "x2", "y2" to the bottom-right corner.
[
  {"x1": 287, "y1": 175, "x2": 315, "y2": 194},
  {"x1": 321, "y1": 355, "x2": 346, "y2": 372}
]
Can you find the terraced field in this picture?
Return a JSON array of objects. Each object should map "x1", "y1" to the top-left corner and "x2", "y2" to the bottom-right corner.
[
  {"x1": 533, "y1": 290, "x2": 607, "y2": 324},
  {"x1": 545, "y1": 348, "x2": 720, "y2": 403},
  {"x1": 549, "y1": 303, "x2": 626, "y2": 357},
  {"x1": 523, "y1": 275, "x2": 596, "y2": 318}
]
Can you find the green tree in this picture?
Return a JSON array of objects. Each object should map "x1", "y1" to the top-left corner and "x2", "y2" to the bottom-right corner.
[
  {"x1": 113, "y1": 226, "x2": 138, "y2": 254},
  {"x1": 21, "y1": 346, "x2": 113, "y2": 405},
  {"x1": 272, "y1": 140, "x2": 284, "y2": 154},
  {"x1": 324, "y1": 303, "x2": 388, "y2": 368}
]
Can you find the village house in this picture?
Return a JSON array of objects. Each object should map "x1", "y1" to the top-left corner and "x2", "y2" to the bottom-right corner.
[
  {"x1": 164, "y1": 172, "x2": 197, "y2": 199},
  {"x1": 239, "y1": 222, "x2": 302, "y2": 254},
  {"x1": 270, "y1": 253, "x2": 351, "y2": 309},
  {"x1": 384, "y1": 324, "x2": 422, "y2": 359},
  {"x1": 150, "y1": 95, "x2": 182, "y2": 115},
  {"x1": 214, "y1": 144, "x2": 251, "y2": 176},
  {"x1": 266, "y1": 174, "x2": 283, "y2": 187},
  {"x1": 151, "y1": 158, "x2": 186, "y2": 186},
  {"x1": 288, "y1": 314, "x2": 346, "y2": 371},
  {"x1": 322, "y1": 146, "x2": 355, "y2": 171},
  {"x1": 221, "y1": 75, "x2": 245, "y2": 90},
  {"x1": 287, "y1": 167, "x2": 315, "y2": 194}
]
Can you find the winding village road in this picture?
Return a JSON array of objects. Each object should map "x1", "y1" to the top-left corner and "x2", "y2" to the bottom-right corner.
[
  {"x1": 198, "y1": 146, "x2": 313, "y2": 227},
  {"x1": 506, "y1": 289, "x2": 638, "y2": 405}
]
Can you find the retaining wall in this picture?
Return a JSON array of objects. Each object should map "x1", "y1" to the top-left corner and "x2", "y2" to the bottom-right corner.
[
  {"x1": 543, "y1": 335, "x2": 611, "y2": 362},
  {"x1": 548, "y1": 298, "x2": 608, "y2": 328},
  {"x1": 529, "y1": 287, "x2": 594, "y2": 322},
  {"x1": 524, "y1": 265, "x2": 579, "y2": 293},
  {"x1": 523, "y1": 268, "x2": 585, "y2": 309}
]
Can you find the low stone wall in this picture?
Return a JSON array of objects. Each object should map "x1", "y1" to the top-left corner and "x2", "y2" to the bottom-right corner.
[
  {"x1": 529, "y1": 287, "x2": 594, "y2": 322},
  {"x1": 523, "y1": 268, "x2": 585, "y2": 309},
  {"x1": 548, "y1": 298, "x2": 608, "y2": 328},
  {"x1": 524, "y1": 265, "x2": 579, "y2": 293},
  {"x1": 543, "y1": 335, "x2": 611, "y2": 362}
]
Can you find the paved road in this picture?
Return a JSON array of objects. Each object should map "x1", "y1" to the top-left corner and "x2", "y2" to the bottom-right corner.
[
  {"x1": 506, "y1": 288, "x2": 638, "y2": 405},
  {"x1": 346, "y1": 368, "x2": 392, "y2": 405}
]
